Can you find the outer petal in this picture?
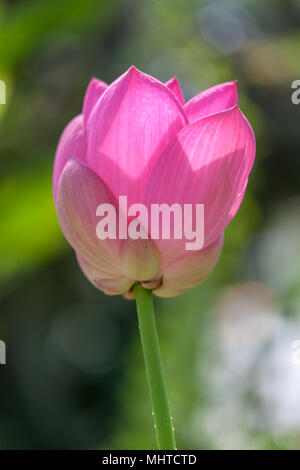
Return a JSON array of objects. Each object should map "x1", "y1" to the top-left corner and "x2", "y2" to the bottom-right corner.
[
  {"x1": 53, "y1": 115, "x2": 87, "y2": 202},
  {"x1": 82, "y1": 77, "x2": 107, "y2": 125},
  {"x1": 56, "y1": 158, "x2": 121, "y2": 275},
  {"x1": 185, "y1": 81, "x2": 238, "y2": 123},
  {"x1": 86, "y1": 66, "x2": 188, "y2": 206},
  {"x1": 228, "y1": 177, "x2": 248, "y2": 221},
  {"x1": 77, "y1": 254, "x2": 133, "y2": 295},
  {"x1": 142, "y1": 106, "x2": 255, "y2": 269},
  {"x1": 154, "y1": 236, "x2": 223, "y2": 298},
  {"x1": 119, "y1": 236, "x2": 161, "y2": 282},
  {"x1": 165, "y1": 77, "x2": 185, "y2": 105}
]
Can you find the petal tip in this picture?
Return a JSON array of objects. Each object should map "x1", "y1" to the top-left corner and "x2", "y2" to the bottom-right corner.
[
  {"x1": 165, "y1": 76, "x2": 185, "y2": 105},
  {"x1": 127, "y1": 65, "x2": 140, "y2": 78},
  {"x1": 166, "y1": 76, "x2": 179, "y2": 86},
  {"x1": 128, "y1": 65, "x2": 138, "y2": 72},
  {"x1": 83, "y1": 77, "x2": 108, "y2": 124}
]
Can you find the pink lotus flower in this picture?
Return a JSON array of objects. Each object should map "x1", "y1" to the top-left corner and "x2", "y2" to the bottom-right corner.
[{"x1": 53, "y1": 66, "x2": 255, "y2": 298}]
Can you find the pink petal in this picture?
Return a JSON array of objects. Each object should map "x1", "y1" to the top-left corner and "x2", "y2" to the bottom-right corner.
[
  {"x1": 56, "y1": 158, "x2": 121, "y2": 275},
  {"x1": 82, "y1": 77, "x2": 107, "y2": 125},
  {"x1": 142, "y1": 106, "x2": 255, "y2": 269},
  {"x1": 228, "y1": 177, "x2": 248, "y2": 221},
  {"x1": 185, "y1": 81, "x2": 238, "y2": 123},
  {"x1": 165, "y1": 77, "x2": 185, "y2": 105},
  {"x1": 154, "y1": 236, "x2": 223, "y2": 298},
  {"x1": 94, "y1": 278, "x2": 134, "y2": 295},
  {"x1": 86, "y1": 66, "x2": 188, "y2": 206},
  {"x1": 77, "y1": 254, "x2": 133, "y2": 295},
  {"x1": 53, "y1": 114, "x2": 87, "y2": 202}
]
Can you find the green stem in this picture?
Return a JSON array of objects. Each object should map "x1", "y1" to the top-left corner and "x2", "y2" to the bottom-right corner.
[{"x1": 133, "y1": 284, "x2": 176, "y2": 450}]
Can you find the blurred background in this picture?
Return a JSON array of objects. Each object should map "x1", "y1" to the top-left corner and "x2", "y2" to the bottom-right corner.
[{"x1": 0, "y1": 0, "x2": 300, "y2": 450}]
